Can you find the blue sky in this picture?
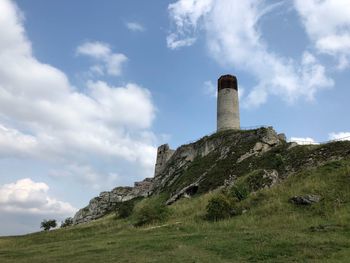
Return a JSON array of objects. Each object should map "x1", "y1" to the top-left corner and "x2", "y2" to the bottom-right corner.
[{"x1": 0, "y1": 0, "x2": 349, "y2": 235}]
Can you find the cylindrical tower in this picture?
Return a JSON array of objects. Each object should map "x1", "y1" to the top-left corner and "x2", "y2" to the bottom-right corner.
[{"x1": 217, "y1": 74, "x2": 240, "y2": 131}]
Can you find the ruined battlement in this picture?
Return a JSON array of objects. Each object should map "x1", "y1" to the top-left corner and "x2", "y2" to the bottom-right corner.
[{"x1": 154, "y1": 144, "x2": 175, "y2": 177}]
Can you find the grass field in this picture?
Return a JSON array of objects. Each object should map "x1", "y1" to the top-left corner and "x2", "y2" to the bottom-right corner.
[{"x1": 1, "y1": 159, "x2": 350, "y2": 262}]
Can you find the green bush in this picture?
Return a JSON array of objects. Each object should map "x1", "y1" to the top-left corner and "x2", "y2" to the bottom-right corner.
[
  {"x1": 115, "y1": 201, "x2": 135, "y2": 219},
  {"x1": 230, "y1": 183, "x2": 249, "y2": 201},
  {"x1": 271, "y1": 153, "x2": 285, "y2": 169},
  {"x1": 205, "y1": 193, "x2": 238, "y2": 221},
  {"x1": 245, "y1": 169, "x2": 273, "y2": 192},
  {"x1": 132, "y1": 196, "x2": 169, "y2": 227},
  {"x1": 60, "y1": 217, "x2": 73, "y2": 228}
]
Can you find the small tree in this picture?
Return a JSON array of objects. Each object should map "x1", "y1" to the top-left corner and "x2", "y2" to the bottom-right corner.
[
  {"x1": 40, "y1": 219, "x2": 57, "y2": 231},
  {"x1": 60, "y1": 217, "x2": 73, "y2": 228},
  {"x1": 205, "y1": 193, "x2": 238, "y2": 221}
]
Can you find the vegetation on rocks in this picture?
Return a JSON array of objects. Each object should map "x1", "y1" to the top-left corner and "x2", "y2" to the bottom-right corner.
[
  {"x1": 1, "y1": 128, "x2": 350, "y2": 262},
  {"x1": 1, "y1": 157, "x2": 350, "y2": 262},
  {"x1": 71, "y1": 128, "x2": 350, "y2": 225}
]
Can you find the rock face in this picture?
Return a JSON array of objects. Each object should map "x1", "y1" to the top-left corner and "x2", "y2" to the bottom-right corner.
[
  {"x1": 73, "y1": 126, "x2": 350, "y2": 225},
  {"x1": 151, "y1": 127, "x2": 286, "y2": 204},
  {"x1": 73, "y1": 178, "x2": 153, "y2": 224},
  {"x1": 289, "y1": 195, "x2": 321, "y2": 205}
]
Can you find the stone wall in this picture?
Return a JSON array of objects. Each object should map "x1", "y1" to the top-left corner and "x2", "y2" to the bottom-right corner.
[{"x1": 154, "y1": 144, "x2": 175, "y2": 177}]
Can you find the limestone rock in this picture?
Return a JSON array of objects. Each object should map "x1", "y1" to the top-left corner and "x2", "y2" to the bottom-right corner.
[
  {"x1": 73, "y1": 178, "x2": 154, "y2": 225},
  {"x1": 260, "y1": 169, "x2": 279, "y2": 189},
  {"x1": 237, "y1": 142, "x2": 271, "y2": 163},
  {"x1": 166, "y1": 183, "x2": 199, "y2": 205},
  {"x1": 237, "y1": 127, "x2": 283, "y2": 163},
  {"x1": 246, "y1": 169, "x2": 279, "y2": 192},
  {"x1": 154, "y1": 127, "x2": 285, "y2": 202},
  {"x1": 288, "y1": 142, "x2": 298, "y2": 150},
  {"x1": 289, "y1": 194, "x2": 321, "y2": 205},
  {"x1": 261, "y1": 127, "x2": 281, "y2": 146},
  {"x1": 73, "y1": 126, "x2": 350, "y2": 225},
  {"x1": 278, "y1": 133, "x2": 287, "y2": 142}
]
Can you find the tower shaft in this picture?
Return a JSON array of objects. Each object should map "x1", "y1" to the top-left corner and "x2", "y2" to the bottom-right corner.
[{"x1": 217, "y1": 75, "x2": 240, "y2": 131}]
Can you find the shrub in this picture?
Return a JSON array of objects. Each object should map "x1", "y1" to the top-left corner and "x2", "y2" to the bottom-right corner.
[
  {"x1": 246, "y1": 169, "x2": 273, "y2": 192},
  {"x1": 271, "y1": 153, "x2": 285, "y2": 169},
  {"x1": 230, "y1": 183, "x2": 249, "y2": 201},
  {"x1": 40, "y1": 219, "x2": 57, "y2": 231},
  {"x1": 205, "y1": 193, "x2": 238, "y2": 221},
  {"x1": 60, "y1": 217, "x2": 73, "y2": 228},
  {"x1": 115, "y1": 201, "x2": 135, "y2": 219},
  {"x1": 132, "y1": 196, "x2": 169, "y2": 227}
]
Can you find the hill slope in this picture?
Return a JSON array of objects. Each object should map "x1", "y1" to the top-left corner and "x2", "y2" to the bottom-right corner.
[
  {"x1": 1, "y1": 157, "x2": 350, "y2": 262},
  {"x1": 73, "y1": 127, "x2": 350, "y2": 224}
]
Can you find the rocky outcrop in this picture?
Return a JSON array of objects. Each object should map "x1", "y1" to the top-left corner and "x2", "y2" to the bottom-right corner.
[
  {"x1": 289, "y1": 195, "x2": 321, "y2": 205},
  {"x1": 73, "y1": 126, "x2": 350, "y2": 225},
  {"x1": 150, "y1": 127, "x2": 289, "y2": 205},
  {"x1": 237, "y1": 129, "x2": 283, "y2": 163},
  {"x1": 165, "y1": 183, "x2": 199, "y2": 205},
  {"x1": 73, "y1": 178, "x2": 153, "y2": 224}
]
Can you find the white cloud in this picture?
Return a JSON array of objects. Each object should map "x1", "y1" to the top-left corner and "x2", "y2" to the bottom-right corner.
[
  {"x1": 126, "y1": 22, "x2": 145, "y2": 32},
  {"x1": 76, "y1": 41, "x2": 128, "y2": 76},
  {"x1": 168, "y1": 0, "x2": 334, "y2": 107},
  {"x1": 329, "y1": 132, "x2": 350, "y2": 141},
  {"x1": 0, "y1": 178, "x2": 75, "y2": 215},
  {"x1": 0, "y1": 0, "x2": 158, "y2": 190},
  {"x1": 294, "y1": 0, "x2": 350, "y2": 69},
  {"x1": 290, "y1": 137, "x2": 319, "y2": 145},
  {"x1": 0, "y1": 125, "x2": 38, "y2": 158},
  {"x1": 76, "y1": 41, "x2": 111, "y2": 58},
  {"x1": 167, "y1": 0, "x2": 213, "y2": 49},
  {"x1": 167, "y1": 33, "x2": 196, "y2": 49}
]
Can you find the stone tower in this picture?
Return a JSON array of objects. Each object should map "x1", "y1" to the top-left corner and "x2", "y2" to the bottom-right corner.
[
  {"x1": 217, "y1": 74, "x2": 240, "y2": 131},
  {"x1": 154, "y1": 144, "x2": 174, "y2": 177}
]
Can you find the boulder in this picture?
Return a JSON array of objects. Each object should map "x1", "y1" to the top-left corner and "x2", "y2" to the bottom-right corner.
[{"x1": 289, "y1": 194, "x2": 321, "y2": 205}]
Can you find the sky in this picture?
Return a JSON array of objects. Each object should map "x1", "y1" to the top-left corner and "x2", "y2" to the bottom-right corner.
[{"x1": 0, "y1": 0, "x2": 349, "y2": 236}]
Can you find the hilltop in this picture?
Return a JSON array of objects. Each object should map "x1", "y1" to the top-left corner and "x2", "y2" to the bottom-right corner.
[
  {"x1": 73, "y1": 127, "x2": 349, "y2": 224},
  {"x1": 0, "y1": 127, "x2": 350, "y2": 262}
]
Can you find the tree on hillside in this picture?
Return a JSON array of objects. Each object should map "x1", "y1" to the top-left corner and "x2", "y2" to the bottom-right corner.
[
  {"x1": 60, "y1": 217, "x2": 73, "y2": 228},
  {"x1": 40, "y1": 219, "x2": 57, "y2": 231}
]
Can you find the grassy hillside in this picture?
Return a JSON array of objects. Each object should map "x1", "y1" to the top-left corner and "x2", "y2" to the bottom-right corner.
[
  {"x1": 1, "y1": 158, "x2": 350, "y2": 262},
  {"x1": 155, "y1": 128, "x2": 350, "y2": 198}
]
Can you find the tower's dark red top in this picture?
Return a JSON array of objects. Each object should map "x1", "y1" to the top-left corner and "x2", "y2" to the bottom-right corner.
[{"x1": 218, "y1": 74, "x2": 238, "y2": 91}]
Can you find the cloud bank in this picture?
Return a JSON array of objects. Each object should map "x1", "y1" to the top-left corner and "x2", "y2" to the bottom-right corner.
[
  {"x1": 0, "y1": 178, "x2": 75, "y2": 215},
  {"x1": 0, "y1": 0, "x2": 157, "y2": 194},
  {"x1": 76, "y1": 41, "x2": 128, "y2": 76},
  {"x1": 167, "y1": 0, "x2": 334, "y2": 107},
  {"x1": 294, "y1": 0, "x2": 350, "y2": 70}
]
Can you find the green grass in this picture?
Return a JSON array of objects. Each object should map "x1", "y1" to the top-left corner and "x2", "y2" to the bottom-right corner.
[{"x1": 1, "y1": 158, "x2": 350, "y2": 262}]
